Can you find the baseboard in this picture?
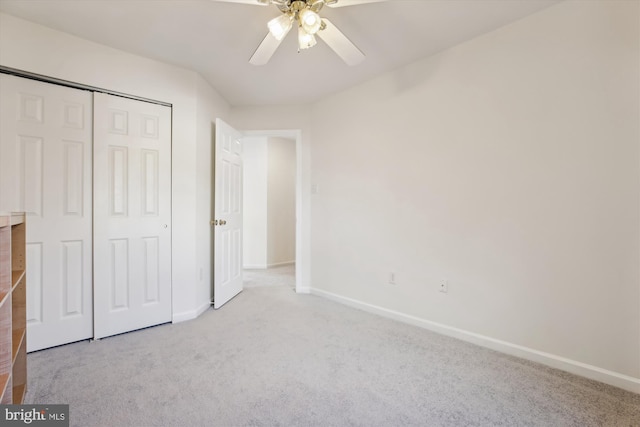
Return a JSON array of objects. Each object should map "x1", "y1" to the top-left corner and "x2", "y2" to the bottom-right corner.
[
  {"x1": 243, "y1": 264, "x2": 268, "y2": 270},
  {"x1": 310, "y1": 288, "x2": 640, "y2": 394},
  {"x1": 296, "y1": 286, "x2": 311, "y2": 294},
  {"x1": 172, "y1": 300, "x2": 212, "y2": 323},
  {"x1": 267, "y1": 261, "x2": 295, "y2": 268},
  {"x1": 244, "y1": 261, "x2": 295, "y2": 270}
]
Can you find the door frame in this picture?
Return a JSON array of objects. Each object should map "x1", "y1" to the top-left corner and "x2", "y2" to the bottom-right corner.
[{"x1": 241, "y1": 129, "x2": 304, "y2": 293}]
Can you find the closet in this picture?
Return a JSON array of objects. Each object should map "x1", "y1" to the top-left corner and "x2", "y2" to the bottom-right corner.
[{"x1": 0, "y1": 73, "x2": 172, "y2": 351}]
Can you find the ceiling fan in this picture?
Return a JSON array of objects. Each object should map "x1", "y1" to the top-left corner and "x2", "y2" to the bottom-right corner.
[{"x1": 214, "y1": 0, "x2": 386, "y2": 66}]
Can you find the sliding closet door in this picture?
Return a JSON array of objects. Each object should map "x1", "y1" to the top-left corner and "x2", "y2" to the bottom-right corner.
[
  {"x1": 0, "y1": 74, "x2": 94, "y2": 351},
  {"x1": 93, "y1": 93, "x2": 172, "y2": 339}
]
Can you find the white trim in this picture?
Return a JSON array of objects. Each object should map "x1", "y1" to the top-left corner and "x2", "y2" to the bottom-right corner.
[
  {"x1": 243, "y1": 261, "x2": 295, "y2": 270},
  {"x1": 172, "y1": 300, "x2": 211, "y2": 323},
  {"x1": 243, "y1": 264, "x2": 268, "y2": 270},
  {"x1": 0, "y1": 66, "x2": 172, "y2": 107},
  {"x1": 296, "y1": 287, "x2": 311, "y2": 294},
  {"x1": 310, "y1": 288, "x2": 640, "y2": 394},
  {"x1": 267, "y1": 261, "x2": 295, "y2": 268}
]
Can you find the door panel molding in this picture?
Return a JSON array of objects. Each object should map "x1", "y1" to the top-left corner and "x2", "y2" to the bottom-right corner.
[
  {"x1": 93, "y1": 92, "x2": 172, "y2": 340},
  {"x1": 213, "y1": 118, "x2": 243, "y2": 309},
  {"x1": 2, "y1": 74, "x2": 174, "y2": 349},
  {"x1": 0, "y1": 74, "x2": 94, "y2": 351}
]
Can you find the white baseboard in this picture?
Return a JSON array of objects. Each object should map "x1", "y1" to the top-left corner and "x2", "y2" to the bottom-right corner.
[
  {"x1": 244, "y1": 261, "x2": 295, "y2": 270},
  {"x1": 267, "y1": 261, "x2": 295, "y2": 268},
  {"x1": 296, "y1": 286, "x2": 311, "y2": 294},
  {"x1": 310, "y1": 288, "x2": 640, "y2": 394},
  {"x1": 172, "y1": 300, "x2": 212, "y2": 323},
  {"x1": 243, "y1": 264, "x2": 268, "y2": 270}
]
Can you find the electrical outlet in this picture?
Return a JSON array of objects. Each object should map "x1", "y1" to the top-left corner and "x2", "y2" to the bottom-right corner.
[
  {"x1": 389, "y1": 272, "x2": 396, "y2": 285},
  {"x1": 439, "y1": 279, "x2": 448, "y2": 293}
]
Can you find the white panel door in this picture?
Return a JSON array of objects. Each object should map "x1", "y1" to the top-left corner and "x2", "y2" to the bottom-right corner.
[
  {"x1": 0, "y1": 74, "x2": 93, "y2": 351},
  {"x1": 213, "y1": 118, "x2": 243, "y2": 309},
  {"x1": 93, "y1": 92, "x2": 171, "y2": 339}
]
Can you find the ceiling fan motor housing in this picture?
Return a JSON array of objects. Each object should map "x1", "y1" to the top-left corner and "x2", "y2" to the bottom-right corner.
[
  {"x1": 266, "y1": 0, "x2": 335, "y2": 14},
  {"x1": 250, "y1": 0, "x2": 365, "y2": 66}
]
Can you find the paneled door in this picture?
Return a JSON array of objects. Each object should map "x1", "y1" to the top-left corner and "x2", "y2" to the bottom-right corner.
[
  {"x1": 213, "y1": 118, "x2": 243, "y2": 309},
  {"x1": 93, "y1": 93, "x2": 171, "y2": 339},
  {"x1": 0, "y1": 74, "x2": 93, "y2": 351}
]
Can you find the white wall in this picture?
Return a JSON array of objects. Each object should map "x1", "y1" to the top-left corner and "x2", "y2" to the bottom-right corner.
[
  {"x1": 0, "y1": 13, "x2": 231, "y2": 322},
  {"x1": 309, "y1": 0, "x2": 640, "y2": 387},
  {"x1": 243, "y1": 137, "x2": 269, "y2": 268},
  {"x1": 267, "y1": 137, "x2": 296, "y2": 266},
  {"x1": 242, "y1": 136, "x2": 296, "y2": 268}
]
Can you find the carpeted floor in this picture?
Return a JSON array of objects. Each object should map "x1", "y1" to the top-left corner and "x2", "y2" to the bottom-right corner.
[
  {"x1": 25, "y1": 274, "x2": 639, "y2": 426},
  {"x1": 243, "y1": 264, "x2": 295, "y2": 289}
]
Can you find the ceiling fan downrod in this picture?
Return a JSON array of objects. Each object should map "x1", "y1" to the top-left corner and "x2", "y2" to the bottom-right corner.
[{"x1": 259, "y1": 0, "x2": 338, "y2": 13}]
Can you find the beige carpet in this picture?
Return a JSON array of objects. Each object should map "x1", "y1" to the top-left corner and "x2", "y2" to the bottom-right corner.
[{"x1": 25, "y1": 283, "x2": 639, "y2": 426}]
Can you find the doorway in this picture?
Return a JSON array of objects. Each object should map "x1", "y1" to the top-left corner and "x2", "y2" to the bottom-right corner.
[{"x1": 242, "y1": 131, "x2": 300, "y2": 291}]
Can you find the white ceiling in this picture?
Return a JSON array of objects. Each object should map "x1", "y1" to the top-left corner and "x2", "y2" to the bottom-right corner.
[{"x1": 0, "y1": 0, "x2": 560, "y2": 107}]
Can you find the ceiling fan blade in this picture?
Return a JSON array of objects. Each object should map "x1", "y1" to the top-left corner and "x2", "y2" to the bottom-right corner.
[
  {"x1": 209, "y1": 0, "x2": 268, "y2": 5},
  {"x1": 326, "y1": 0, "x2": 386, "y2": 8},
  {"x1": 249, "y1": 30, "x2": 288, "y2": 65},
  {"x1": 317, "y1": 19, "x2": 364, "y2": 66}
]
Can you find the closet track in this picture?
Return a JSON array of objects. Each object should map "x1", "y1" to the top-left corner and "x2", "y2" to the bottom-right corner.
[{"x1": 0, "y1": 66, "x2": 171, "y2": 107}]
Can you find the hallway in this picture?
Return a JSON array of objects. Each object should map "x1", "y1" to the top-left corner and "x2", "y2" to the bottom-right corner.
[{"x1": 243, "y1": 264, "x2": 295, "y2": 289}]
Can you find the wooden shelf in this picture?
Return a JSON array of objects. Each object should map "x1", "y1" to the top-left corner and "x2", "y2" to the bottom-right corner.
[
  {"x1": 9, "y1": 215, "x2": 23, "y2": 227},
  {"x1": 11, "y1": 270, "x2": 25, "y2": 291},
  {"x1": 0, "y1": 213, "x2": 27, "y2": 404},
  {"x1": 12, "y1": 383, "x2": 25, "y2": 404},
  {"x1": 0, "y1": 375, "x2": 10, "y2": 404},
  {"x1": 0, "y1": 373, "x2": 8, "y2": 399},
  {"x1": 11, "y1": 330, "x2": 24, "y2": 363}
]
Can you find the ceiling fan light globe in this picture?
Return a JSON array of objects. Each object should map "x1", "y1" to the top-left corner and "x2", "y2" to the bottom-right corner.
[
  {"x1": 299, "y1": 8, "x2": 322, "y2": 34},
  {"x1": 298, "y1": 26, "x2": 317, "y2": 49},
  {"x1": 268, "y1": 14, "x2": 293, "y2": 40}
]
